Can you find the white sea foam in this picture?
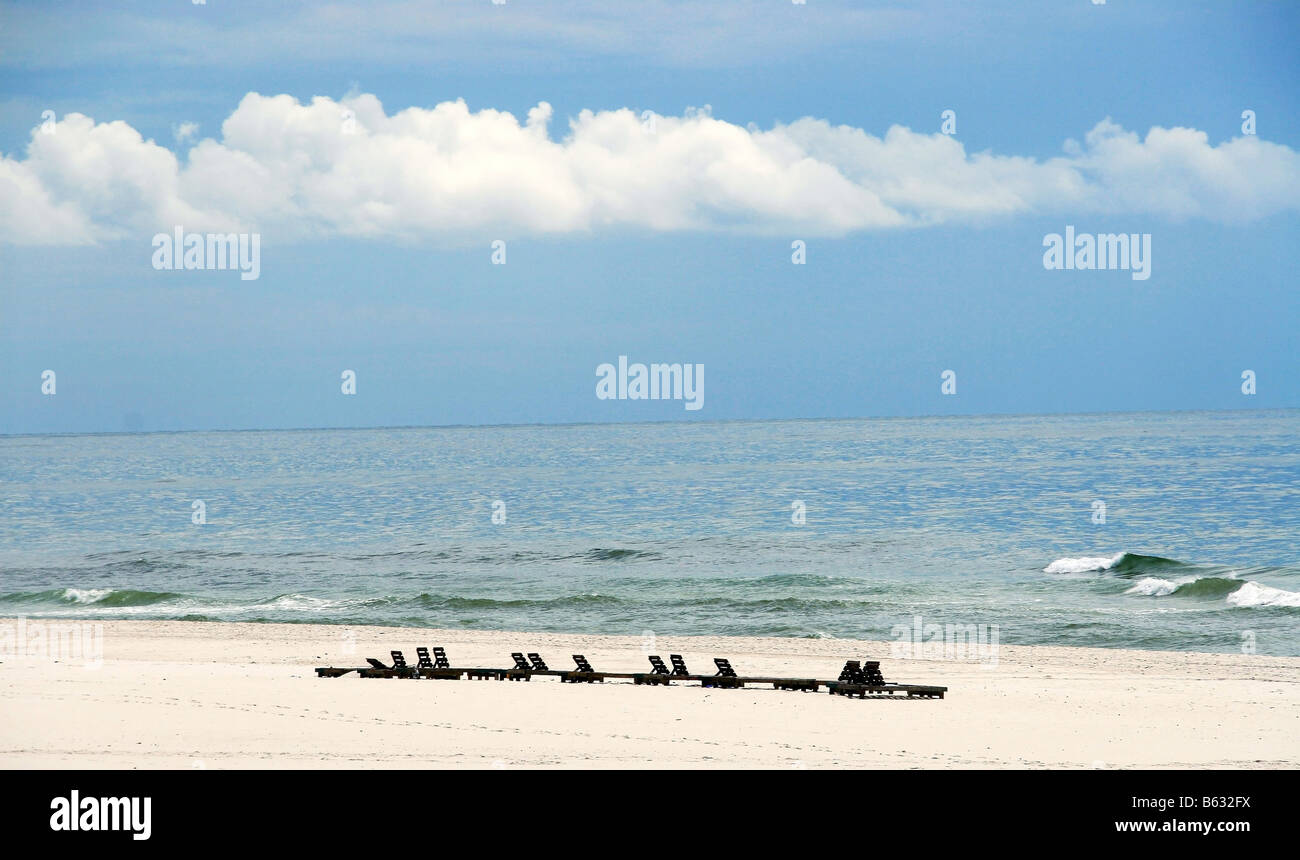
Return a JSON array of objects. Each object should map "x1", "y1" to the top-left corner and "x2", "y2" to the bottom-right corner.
[
  {"x1": 1125, "y1": 577, "x2": 1180, "y2": 596},
  {"x1": 257, "y1": 594, "x2": 336, "y2": 611},
  {"x1": 1227, "y1": 581, "x2": 1300, "y2": 608},
  {"x1": 1044, "y1": 554, "x2": 1123, "y2": 575},
  {"x1": 62, "y1": 588, "x2": 112, "y2": 604}
]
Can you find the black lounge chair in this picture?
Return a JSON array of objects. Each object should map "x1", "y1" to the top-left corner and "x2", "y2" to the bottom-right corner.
[
  {"x1": 828, "y1": 659, "x2": 870, "y2": 696},
  {"x1": 527, "y1": 653, "x2": 549, "y2": 671},
  {"x1": 838, "y1": 660, "x2": 867, "y2": 684},
  {"x1": 669, "y1": 654, "x2": 691, "y2": 676},
  {"x1": 415, "y1": 646, "x2": 461, "y2": 680},
  {"x1": 392, "y1": 650, "x2": 421, "y2": 678},
  {"x1": 432, "y1": 647, "x2": 451, "y2": 669},
  {"x1": 358, "y1": 653, "x2": 415, "y2": 679},
  {"x1": 701, "y1": 657, "x2": 744, "y2": 688},
  {"x1": 634, "y1": 655, "x2": 673, "y2": 686},
  {"x1": 829, "y1": 659, "x2": 900, "y2": 697},
  {"x1": 561, "y1": 654, "x2": 604, "y2": 683},
  {"x1": 356, "y1": 657, "x2": 389, "y2": 678},
  {"x1": 505, "y1": 652, "x2": 533, "y2": 681}
]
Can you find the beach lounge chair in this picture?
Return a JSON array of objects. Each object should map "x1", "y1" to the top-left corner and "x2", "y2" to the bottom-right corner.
[
  {"x1": 357, "y1": 653, "x2": 415, "y2": 679},
  {"x1": 828, "y1": 660, "x2": 870, "y2": 696},
  {"x1": 527, "y1": 653, "x2": 549, "y2": 671},
  {"x1": 829, "y1": 659, "x2": 899, "y2": 697},
  {"x1": 669, "y1": 654, "x2": 691, "y2": 676},
  {"x1": 415, "y1": 646, "x2": 461, "y2": 680},
  {"x1": 701, "y1": 657, "x2": 744, "y2": 689},
  {"x1": 633, "y1": 655, "x2": 673, "y2": 685},
  {"x1": 431, "y1": 647, "x2": 451, "y2": 669},
  {"x1": 392, "y1": 650, "x2": 421, "y2": 678},
  {"x1": 561, "y1": 653, "x2": 604, "y2": 683},
  {"x1": 838, "y1": 660, "x2": 866, "y2": 684},
  {"x1": 355, "y1": 657, "x2": 388, "y2": 678},
  {"x1": 504, "y1": 652, "x2": 533, "y2": 681}
]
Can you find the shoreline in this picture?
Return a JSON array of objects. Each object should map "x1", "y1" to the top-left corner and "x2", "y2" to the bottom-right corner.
[{"x1": 2, "y1": 618, "x2": 1297, "y2": 769}]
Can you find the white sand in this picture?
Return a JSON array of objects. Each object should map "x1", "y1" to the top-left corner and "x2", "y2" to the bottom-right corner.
[{"x1": 1, "y1": 619, "x2": 1296, "y2": 769}]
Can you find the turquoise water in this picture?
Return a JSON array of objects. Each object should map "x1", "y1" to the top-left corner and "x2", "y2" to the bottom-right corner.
[{"x1": 1, "y1": 410, "x2": 1298, "y2": 654}]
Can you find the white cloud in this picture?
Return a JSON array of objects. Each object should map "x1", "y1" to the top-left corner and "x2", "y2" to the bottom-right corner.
[
  {"x1": 2, "y1": 92, "x2": 1298, "y2": 246},
  {"x1": 173, "y1": 122, "x2": 200, "y2": 144}
]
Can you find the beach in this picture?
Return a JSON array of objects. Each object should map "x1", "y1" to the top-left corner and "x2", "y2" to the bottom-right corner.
[{"x1": 2, "y1": 619, "x2": 1296, "y2": 769}]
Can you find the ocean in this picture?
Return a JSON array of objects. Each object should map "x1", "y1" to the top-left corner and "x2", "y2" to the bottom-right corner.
[{"x1": 2, "y1": 410, "x2": 1297, "y2": 655}]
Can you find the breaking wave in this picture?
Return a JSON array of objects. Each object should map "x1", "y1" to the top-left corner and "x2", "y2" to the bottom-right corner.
[
  {"x1": 1123, "y1": 576, "x2": 1244, "y2": 599},
  {"x1": 1226, "y1": 581, "x2": 1300, "y2": 608},
  {"x1": 1044, "y1": 552, "x2": 1185, "y2": 576},
  {"x1": 1048, "y1": 553, "x2": 1299, "y2": 610}
]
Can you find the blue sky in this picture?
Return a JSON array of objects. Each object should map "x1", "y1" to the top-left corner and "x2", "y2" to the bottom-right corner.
[{"x1": 2, "y1": 0, "x2": 1297, "y2": 433}]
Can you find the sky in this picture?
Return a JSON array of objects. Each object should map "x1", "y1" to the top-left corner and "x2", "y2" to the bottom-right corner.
[{"x1": 1, "y1": 0, "x2": 1297, "y2": 434}]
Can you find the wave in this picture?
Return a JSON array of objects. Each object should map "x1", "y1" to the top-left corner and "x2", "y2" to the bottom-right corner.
[
  {"x1": 1124, "y1": 576, "x2": 1243, "y2": 599},
  {"x1": 0, "y1": 587, "x2": 184, "y2": 607},
  {"x1": 40, "y1": 545, "x2": 667, "y2": 570},
  {"x1": 0, "y1": 586, "x2": 900, "y2": 618},
  {"x1": 1044, "y1": 554, "x2": 1124, "y2": 575},
  {"x1": 1226, "y1": 581, "x2": 1300, "y2": 608},
  {"x1": 0, "y1": 587, "x2": 633, "y2": 614},
  {"x1": 1123, "y1": 577, "x2": 1179, "y2": 597},
  {"x1": 1049, "y1": 553, "x2": 1299, "y2": 610},
  {"x1": 574, "y1": 548, "x2": 663, "y2": 562},
  {"x1": 1044, "y1": 552, "x2": 1183, "y2": 576},
  {"x1": 410, "y1": 592, "x2": 624, "y2": 610}
]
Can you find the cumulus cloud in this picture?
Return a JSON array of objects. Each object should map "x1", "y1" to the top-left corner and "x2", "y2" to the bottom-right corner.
[{"x1": 2, "y1": 92, "x2": 1298, "y2": 245}]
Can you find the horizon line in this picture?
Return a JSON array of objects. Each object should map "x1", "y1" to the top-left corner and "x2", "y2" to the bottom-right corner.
[{"x1": 3, "y1": 404, "x2": 1294, "y2": 441}]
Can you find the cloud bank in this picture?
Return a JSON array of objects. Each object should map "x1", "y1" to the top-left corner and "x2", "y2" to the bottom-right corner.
[{"x1": 3, "y1": 92, "x2": 1298, "y2": 246}]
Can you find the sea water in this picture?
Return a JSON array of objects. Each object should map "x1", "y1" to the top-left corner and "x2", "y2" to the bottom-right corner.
[{"x1": 1, "y1": 410, "x2": 1297, "y2": 654}]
